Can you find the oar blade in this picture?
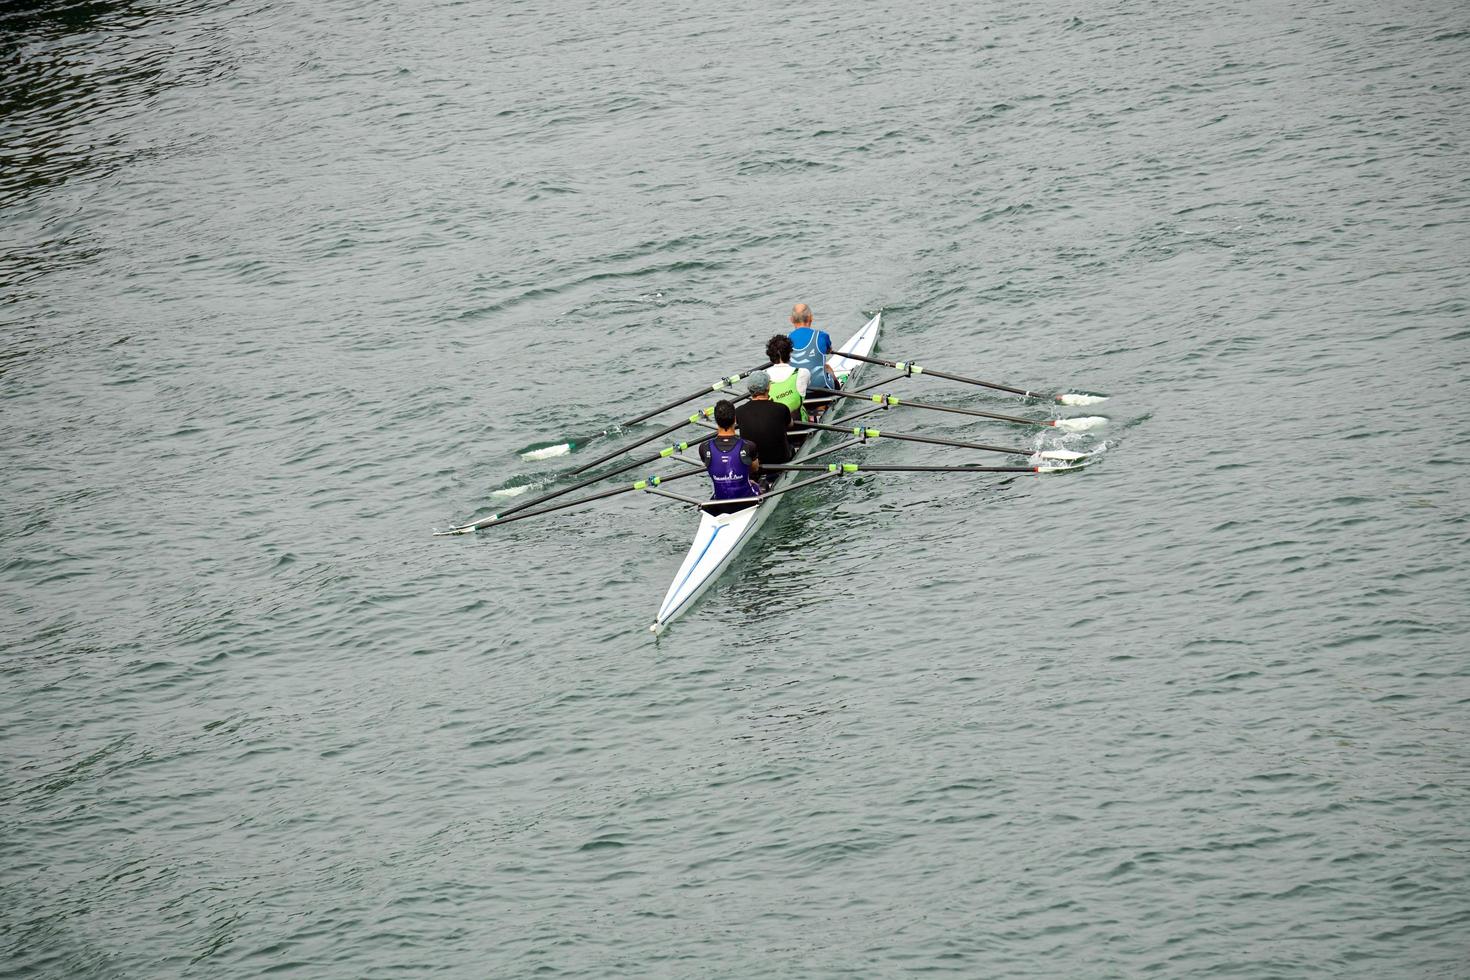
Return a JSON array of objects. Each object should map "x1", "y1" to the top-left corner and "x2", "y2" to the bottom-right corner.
[
  {"x1": 1032, "y1": 448, "x2": 1093, "y2": 462},
  {"x1": 432, "y1": 522, "x2": 481, "y2": 537},
  {"x1": 1057, "y1": 392, "x2": 1108, "y2": 406},
  {"x1": 1053, "y1": 415, "x2": 1108, "y2": 432},
  {"x1": 519, "y1": 442, "x2": 575, "y2": 461},
  {"x1": 491, "y1": 484, "x2": 534, "y2": 499}
]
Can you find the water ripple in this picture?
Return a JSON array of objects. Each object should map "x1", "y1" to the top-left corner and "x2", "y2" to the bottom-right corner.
[{"x1": 3, "y1": 0, "x2": 1469, "y2": 976}]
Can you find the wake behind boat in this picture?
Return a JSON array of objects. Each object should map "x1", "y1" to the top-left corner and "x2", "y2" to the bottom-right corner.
[{"x1": 435, "y1": 310, "x2": 1110, "y2": 632}]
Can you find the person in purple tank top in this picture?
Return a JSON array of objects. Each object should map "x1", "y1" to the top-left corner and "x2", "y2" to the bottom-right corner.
[{"x1": 699, "y1": 399, "x2": 762, "y2": 515}]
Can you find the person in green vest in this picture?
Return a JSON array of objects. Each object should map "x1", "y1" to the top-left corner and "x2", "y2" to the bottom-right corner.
[{"x1": 763, "y1": 334, "x2": 808, "y2": 423}]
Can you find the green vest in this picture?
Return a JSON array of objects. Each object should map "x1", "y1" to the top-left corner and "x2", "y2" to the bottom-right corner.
[{"x1": 768, "y1": 369, "x2": 805, "y2": 421}]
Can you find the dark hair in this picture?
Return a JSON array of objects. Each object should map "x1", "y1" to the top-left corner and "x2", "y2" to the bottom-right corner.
[
  {"x1": 765, "y1": 334, "x2": 793, "y2": 363},
  {"x1": 714, "y1": 399, "x2": 737, "y2": 429}
]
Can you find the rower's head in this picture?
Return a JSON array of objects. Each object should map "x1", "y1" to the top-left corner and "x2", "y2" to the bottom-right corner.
[
  {"x1": 790, "y1": 303, "x2": 813, "y2": 328},
  {"x1": 765, "y1": 334, "x2": 793, "y2": 364},
  {"x1": 746, "y1": 369, "x2": 771, "y2": 399},
  {"x1": 714, "y1": 399, "x2": 738, "y2": 434}
]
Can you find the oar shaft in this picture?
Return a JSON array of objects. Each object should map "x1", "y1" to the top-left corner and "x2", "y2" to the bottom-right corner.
[
  {"x1": 496, "y1": 436, "x2": 713, "y2": 520},
  {"x1": 457, "y1": 468, "x2": 707, "y2": 531},
  {"x1": 830, "y1": 391, "x2": 1053, "y2": 428},
  {"x1": 800, "y1": 402, "x2": 886, "y2": 434},
  {"x1": 765, "y1": 463, "x2": 1041, "y2": 473},
  {"x1": 571, "y1": 405, "x2": 719, "y2": 475},
  {"x1": 618, "y1": 362, "x2": 771, "y2": 428},
  {"x1": 694, "y1": 471, "x2": 841, "y2": 508},
  {"x1": 797, "y1": 419, "x2": 1033, "y2": 457},
  {"x1": 843, "y1": 371, "x2": 912, "y2": 398},
  {"x1": 839, "y1": 351, "x2": 1046, "y2": 399}
]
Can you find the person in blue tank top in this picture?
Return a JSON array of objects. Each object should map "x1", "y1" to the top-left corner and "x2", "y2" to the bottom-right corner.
[
  {"x1": 699, "y1": 399, "x2": 762, "y2": 515},
  {"x1": 786, "y1": 303, "x2": 838, "y2": 418}
]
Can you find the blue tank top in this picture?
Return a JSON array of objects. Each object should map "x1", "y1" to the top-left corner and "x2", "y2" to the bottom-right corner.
[
  {"x1": 707, "y1": 438, "x2": 759, "y2": 501},
  {"x1": 788, "y1": 327, "x2": 835, "y2": 391}
]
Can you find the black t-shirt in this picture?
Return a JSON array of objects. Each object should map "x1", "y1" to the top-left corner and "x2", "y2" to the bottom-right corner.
[{"x1": 735, "y1": 399, "x2": 793, "y2": 464}]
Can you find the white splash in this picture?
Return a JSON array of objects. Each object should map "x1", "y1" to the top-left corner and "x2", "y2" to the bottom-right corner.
[
  {"x1": 1058, "y1": 393, "x2": 1108, "y2": 406},
  {"x1": 492, "y1": 485, "x2": 533, "y2": 498},
  {"x1": 1054, "y1": 415, "x2": 1108, "y2": 432},
  {"x1": 520, "y1": 443, "x2": 571, "y2": 461}
]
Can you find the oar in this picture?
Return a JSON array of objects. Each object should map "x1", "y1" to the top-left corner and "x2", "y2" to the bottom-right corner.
[
  {"x1": 491, "y1": 436, "x2": 712, "y2": 522},
  {"x1": 516, "y1": 426, "x2": 619, "y2": 461},
  {"x1": 765, "y1": 461, "x2": 1086, "y2": 475},
  {"x1": 690, "y1": 471, "x2": 843, "y2": 508},
  {"x1": 795, "y1": 419, "x2": 1093, "y2": 461},
  {"x1": 434, "y1": 468, "x2": 707, "y2": 535},
  {"x1": 837, "y1": 351, "x2": 1107, "y2": 405},
  {"x1": 830, "y1": 391, "x2": 1107, "y2": 431},
  {"x1": 520, "y1": 360, "x2": 767, "y2": 460},
  {"x1": 617, "y1": 362, "x2": 771, "y2": 428},
  {"x1": 842, "y1": 371, "x2": 914, "y2": 398},
  {"x1": 569, "y1": 404, "x2": 723, "y2": 476}
]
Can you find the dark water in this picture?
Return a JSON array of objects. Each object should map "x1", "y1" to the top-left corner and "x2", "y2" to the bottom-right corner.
[{"x1": 4, "y1": 0, "x2": 1468, "y2": 975}]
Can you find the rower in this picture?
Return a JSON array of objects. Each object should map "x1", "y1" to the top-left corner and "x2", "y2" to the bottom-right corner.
[
  {"x1": 735, "y1": 370, "x2": 792, "y2": 486},
  {"x1": 787, "y1": 303, "x2": 839, "y2": 420},
  {"x1": 699, "y1": 399, "x2": 762, "y2": 515},
  {"x1": 764, "y1": 334, "x2": 809, "y2": 423}
]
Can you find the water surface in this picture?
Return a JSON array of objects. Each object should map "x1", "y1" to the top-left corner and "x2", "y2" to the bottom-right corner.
[{"x1": 3, "y1": 0, "x2": 1468, "y2": 975}]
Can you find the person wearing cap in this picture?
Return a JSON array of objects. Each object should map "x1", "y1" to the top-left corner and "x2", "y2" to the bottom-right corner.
[
  {"x1": 787, "y1": 303, "x2": 839, "y2": 419},
  {"x1": 735, "y1": 369, "x2": 793, "y2": 482}
]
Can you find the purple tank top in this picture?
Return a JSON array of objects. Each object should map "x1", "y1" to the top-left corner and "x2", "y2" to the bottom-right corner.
[{"x1": 708, "y1": 438, "x2": 759, "y2": 501}]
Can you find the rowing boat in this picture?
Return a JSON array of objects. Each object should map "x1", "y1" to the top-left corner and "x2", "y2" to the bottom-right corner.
[
  {"x1": 434, "y1": 310, "x2": 1106, "y2": 631},
  {"x1": 651, "y1": 312, "x2": 883, "y2": 631}
]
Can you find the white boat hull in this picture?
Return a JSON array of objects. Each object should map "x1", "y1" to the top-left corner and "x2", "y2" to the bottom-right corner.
[{"x1": 652, "y1": 312, "x2": 883, "y2": 631}]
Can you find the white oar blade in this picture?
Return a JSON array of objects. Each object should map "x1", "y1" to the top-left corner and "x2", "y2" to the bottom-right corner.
[
  {"x1": 432, "y1": 524, "x2": 477, "y2": 537},
  {"x1": 521, "y1": 443, "x2": 572, "y2": 461},
  {"x1": 1053, "y1": 415, "x2": 1107, "y2": 432},
  {"x1": 1058, "y1": 393, "x2": 1107, "y2": 406},
  {"x1": 1034, "y1": 448, "x2": 1092, "y2": 462}
]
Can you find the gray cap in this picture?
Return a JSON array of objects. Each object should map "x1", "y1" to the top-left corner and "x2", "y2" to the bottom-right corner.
[{"x1": 746, "y1": 369, "x2": 771, "y2": 394}]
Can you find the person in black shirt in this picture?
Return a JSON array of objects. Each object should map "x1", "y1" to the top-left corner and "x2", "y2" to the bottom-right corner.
[{"x1": 735, "y1": 370, "x2": 792, "y2": 488}]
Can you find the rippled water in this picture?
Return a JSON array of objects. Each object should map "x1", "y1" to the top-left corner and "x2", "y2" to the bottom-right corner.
[{"x1": 3, "y1": 0, "x2": 1468, "y2": 975}]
